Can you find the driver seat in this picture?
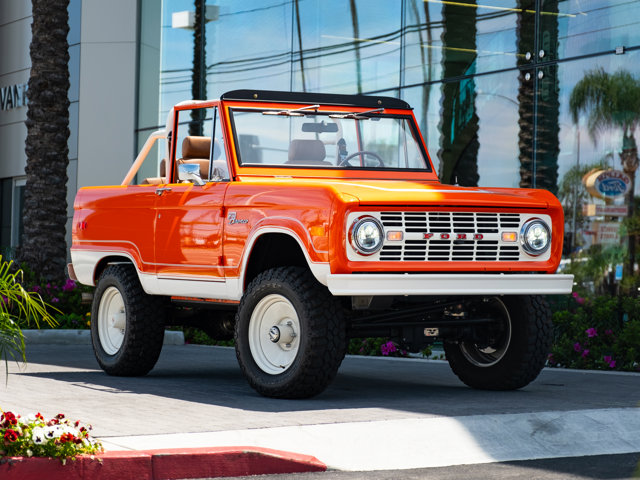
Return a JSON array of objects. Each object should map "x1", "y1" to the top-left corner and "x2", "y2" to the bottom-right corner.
[{"x1": 286, "y1": 139, "x2": 332, "y2": 166}]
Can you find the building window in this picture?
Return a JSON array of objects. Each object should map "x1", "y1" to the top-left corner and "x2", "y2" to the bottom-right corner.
[{"x1": 0, "y1": 177, "x2": 26, "y2": 258}]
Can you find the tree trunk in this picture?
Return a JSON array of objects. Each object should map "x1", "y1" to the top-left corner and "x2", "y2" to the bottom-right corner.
[
  {"x1": 437, "y1": 0, "x2": 479, "y2": 187},
  {"x1": 18, "y1": 0, "x2": 70, "y2": 282},
  {"x1": 189, "y1": 0, "x2": 207, "y2": 136},
  {"x1": 620, "y1": 134, "x2": 638, "y2": 280}
]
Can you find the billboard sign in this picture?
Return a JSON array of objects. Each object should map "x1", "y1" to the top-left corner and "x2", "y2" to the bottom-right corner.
[{"x1": 584, "y1": 169, "x2": 631, "y2": 199}]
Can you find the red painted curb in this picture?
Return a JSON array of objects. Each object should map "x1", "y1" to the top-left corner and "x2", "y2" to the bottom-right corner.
[
  {"x1": 0, "y1": 446, "x2": 326, "y2": 480},
  {"x1": 147, "y1": 446, "x2": 326, "y2": 479}
]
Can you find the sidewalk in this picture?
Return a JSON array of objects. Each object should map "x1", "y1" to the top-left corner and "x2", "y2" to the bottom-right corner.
[{"x1": 2, "y1": 332, "x2": 639, "y2": 478}]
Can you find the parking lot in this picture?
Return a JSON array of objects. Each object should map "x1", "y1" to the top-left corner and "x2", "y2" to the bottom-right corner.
[{"x1": 2, "y1": 343, "x2": 639, "y2": 473}]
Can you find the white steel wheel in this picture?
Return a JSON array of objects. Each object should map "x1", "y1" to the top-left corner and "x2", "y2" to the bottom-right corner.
[
  {"x1": 459, "y1": 297, "x2": 511, "y2": 368},
  {"x1": 97, "y1": 286, "x2": 127, "y2": 355},
  {"x1": 248, "y1": 294, "x2": 300, "y2": 375}
]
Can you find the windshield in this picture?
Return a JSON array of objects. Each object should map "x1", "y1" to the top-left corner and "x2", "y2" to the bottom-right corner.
[{"x1": 230, "y1": 108, "x2": 431, "y2": 171}]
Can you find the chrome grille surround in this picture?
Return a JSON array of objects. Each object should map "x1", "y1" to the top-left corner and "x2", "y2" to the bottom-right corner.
[{"x1": 345, "y1": 211, "x2": 552, "y2": 262}]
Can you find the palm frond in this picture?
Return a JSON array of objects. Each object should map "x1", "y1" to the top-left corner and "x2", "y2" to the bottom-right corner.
[{"x1": 0, "y1": 256, "x2": 58, "y2": 380}]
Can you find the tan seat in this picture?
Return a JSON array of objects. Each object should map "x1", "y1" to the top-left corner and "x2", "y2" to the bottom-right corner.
[
  {"x1": 286, "y1": 139, "x2": 331, "y2": 166},
  {"x1": 179, "y1": 136, "x2": 211, "y2": 179},
  {"x1": 141, "y1": 159, "x2": 168, "y2": 185}
]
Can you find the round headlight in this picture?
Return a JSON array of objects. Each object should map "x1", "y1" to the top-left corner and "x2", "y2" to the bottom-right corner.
[
  {"x1": 521, "y1": 218, "x2": 551, "y2": 255},
  {"x1": 350, "y1": 216, "x2": 384, "y2": 255}
]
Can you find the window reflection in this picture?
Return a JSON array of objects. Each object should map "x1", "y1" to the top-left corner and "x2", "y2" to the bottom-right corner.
[
  {"x1": 543, "y1": 0, "x2": 640, "y2": 60},
  {"x1": 205, "y1": 1, "x2": 292, "y2": 97},
  {"x1": 548, "y1": 52, "x2": 640, "y2": 282},
  {"x1": 293, "y1": 0, "x2": 402, "y2": 93}
]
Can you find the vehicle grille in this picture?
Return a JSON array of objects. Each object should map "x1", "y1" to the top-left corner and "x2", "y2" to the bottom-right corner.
[{"x1": 379, "y1": 211, "x2": 522, "y2": 262}]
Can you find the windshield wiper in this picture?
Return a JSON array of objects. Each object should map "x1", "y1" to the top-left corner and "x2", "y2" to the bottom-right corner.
[
  {"x1": 329, "y1": 107, "x2": 384, "y2": 119},
  {"x1": 263, "y1": 104, "x2": 320, "y2": 116}
]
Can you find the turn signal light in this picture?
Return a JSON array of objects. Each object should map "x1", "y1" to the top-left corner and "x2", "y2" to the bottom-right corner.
[
  {"x1": 386, "y1": 231, "x2": 403, "y2": 241},
  {"x1": 502, "y1": 232, "x2": 517, "y2": 242}
]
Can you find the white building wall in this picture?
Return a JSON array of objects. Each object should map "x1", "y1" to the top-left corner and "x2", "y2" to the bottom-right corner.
[
  {"x1": 0, "y1": 1, "x2": 31, "y2": 180},
  {"x1": 77, "y1": 0, "x2": 138, "y2": 189}
]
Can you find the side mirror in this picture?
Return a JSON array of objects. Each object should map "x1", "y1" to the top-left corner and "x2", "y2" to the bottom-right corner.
[{"x1": 178, "y1": 163, "x2": 205, "y2": 186}]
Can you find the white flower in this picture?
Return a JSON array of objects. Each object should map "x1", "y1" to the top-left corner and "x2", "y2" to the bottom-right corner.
[
  {"x1": 26, "y1": 449, "x2": 33, "y2": 457},
  {"x1": 44, "y1": 426, "x2": 60, "y2": 438},
  {"x1": 31, "y1": 427, "x2": 46, "y2": 445}
]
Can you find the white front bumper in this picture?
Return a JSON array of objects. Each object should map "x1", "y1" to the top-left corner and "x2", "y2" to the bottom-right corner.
[{"x1": 326, "y1": 273, "x2": 574, "y2": 296}]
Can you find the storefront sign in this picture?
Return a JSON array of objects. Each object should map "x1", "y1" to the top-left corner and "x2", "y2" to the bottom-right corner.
[
  {"x1": 582, "y1": 204, "x2": 628, "y2": 217},
  {"x1": 0, "y1": 83, "x2": 28, "y2": 111},
  {"x1": 593, "y1": 221, "x2": 620, "y2": 245},
  {"x1": 583, "y1": 169, "x2": 631, "y2": 199}
]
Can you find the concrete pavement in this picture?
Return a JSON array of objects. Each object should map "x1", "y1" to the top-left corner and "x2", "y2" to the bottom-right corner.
[{"x1": 2, "y1": 338, "x2": 639, "y2": 475}]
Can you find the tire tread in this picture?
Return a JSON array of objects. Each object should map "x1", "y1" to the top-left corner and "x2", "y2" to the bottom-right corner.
[{"x1": 92, "y1": 264, "x2": 166, "y2": 376}]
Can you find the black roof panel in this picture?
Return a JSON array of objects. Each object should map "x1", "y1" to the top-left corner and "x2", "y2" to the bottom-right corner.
[{"x1": 221, "y1": 89, "x2": 412, "y2": 110}]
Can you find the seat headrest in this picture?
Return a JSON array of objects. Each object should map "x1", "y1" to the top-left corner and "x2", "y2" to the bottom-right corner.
[
  {"x1": 182, "y1": 136, "x2": 211, "y2": 159},
  {"x1": 288, "y1": 139, "x2": 326, "y2": 162}
]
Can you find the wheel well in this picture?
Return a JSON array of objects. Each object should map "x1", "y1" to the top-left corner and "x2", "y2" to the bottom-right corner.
[
  {"x1": 244, "y1": 233, "x2": 307, "y2": 288},
  {"x1": 94, "y1": 255, "x2": 135, "y2": 284}
]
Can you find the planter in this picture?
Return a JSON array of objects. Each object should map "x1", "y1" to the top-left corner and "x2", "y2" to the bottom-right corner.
[
  {"x1": 0, "y1": 452, "x2": 149, "y2": 480},
  {"x1": 1, "y1": 447, "x2": 326, "y2": 480}
]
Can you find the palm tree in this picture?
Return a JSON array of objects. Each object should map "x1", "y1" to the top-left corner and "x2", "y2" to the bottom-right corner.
[
  {"x1": 569, "y1": 68, "x2": 640, "y2": 277},
  {"x1": 18, "y1": 0, "x2": 70, "y2": 282}
]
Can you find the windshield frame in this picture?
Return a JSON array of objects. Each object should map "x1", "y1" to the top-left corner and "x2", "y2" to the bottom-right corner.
[{"x1": 226, "y1": 104, "x2": 435, "y2": 176}]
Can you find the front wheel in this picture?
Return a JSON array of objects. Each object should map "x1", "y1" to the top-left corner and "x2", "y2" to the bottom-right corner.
[
  {"x1": 444, "y1": 295, "x2": 552, "y2": 390},
  {"x1": 234, "y1": 267, "x2": 346, "y2": 398},
  {"x1": 91, "y1": 264, "x2": 166, "y2": 376}
]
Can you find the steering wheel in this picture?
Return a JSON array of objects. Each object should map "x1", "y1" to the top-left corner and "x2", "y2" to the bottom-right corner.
[{"x1": 339, "y1": 151, "x2": 384, "y2": 167}]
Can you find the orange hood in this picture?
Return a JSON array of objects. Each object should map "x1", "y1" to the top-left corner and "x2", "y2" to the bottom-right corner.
[{"x1": 324, "y1": 179, "x2": 553, "y2": 209}]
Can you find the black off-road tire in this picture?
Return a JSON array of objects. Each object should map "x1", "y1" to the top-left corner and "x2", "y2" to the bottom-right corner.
[
  {"x1": 234, "y1": 266, "x2": 347, "y2": 399},
  {"x1": 444, "y1": 295, "x2": 552, "y2": 390},
  {"x1": 91, "y1": 264, "x2": 166, "y2": 376}
]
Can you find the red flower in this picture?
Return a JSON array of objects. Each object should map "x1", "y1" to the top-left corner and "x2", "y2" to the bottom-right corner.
[
  {"x1": 1, "y1": 412, "x2": 17, "y2": 428},
  {"x1": 4, "y1": 429, "x2": 18, "y2": 442},
  {"x1": 59, "y1": 433, "x2": 75, "y2": 444}
]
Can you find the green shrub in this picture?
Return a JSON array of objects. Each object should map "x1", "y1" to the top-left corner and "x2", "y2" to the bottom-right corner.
[
  {"x1": 183, "y1": 327, "x2": 234, "y2": 347},
  {"x1": 548, "y1": 293, "x2": 640, "y2": 372}
]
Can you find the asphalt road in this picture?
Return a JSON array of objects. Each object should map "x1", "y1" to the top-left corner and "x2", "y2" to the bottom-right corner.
[
  {"x1": 221, "y1": 453, "x2": 640, "y2": 480},
  {"x1": 2, "y1": 342, "x2": 639, "y2": 476}
]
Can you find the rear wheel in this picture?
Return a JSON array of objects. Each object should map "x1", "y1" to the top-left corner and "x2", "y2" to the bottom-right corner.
[
  {"x1": 234, "y1": 267, "x2": 346, "y2": 398},
  {"x1": 444, "y1": 295, "x2": 552, "y2": 390},
  {"x1": 91, "y1": 264, "x2": 166, "y2": 376}
]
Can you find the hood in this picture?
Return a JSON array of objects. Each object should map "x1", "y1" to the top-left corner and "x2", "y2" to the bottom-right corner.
[{"x1": 326, "y1": 179, "x2": 551, "y2": 209}]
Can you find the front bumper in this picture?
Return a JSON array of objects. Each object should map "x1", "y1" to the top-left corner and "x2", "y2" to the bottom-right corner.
[{"x1": 326, "y1": 273, "x2": 574, "y2": 296}]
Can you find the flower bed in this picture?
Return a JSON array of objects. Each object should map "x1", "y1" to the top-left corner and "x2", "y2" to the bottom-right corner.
[{"x1": 0, "y1": 411, "x2": 103, "y2": 463}]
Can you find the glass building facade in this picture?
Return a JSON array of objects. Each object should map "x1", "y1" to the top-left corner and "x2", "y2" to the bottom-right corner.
[{"x1": 137, "y1": 0, "x2": 640, "y2": 294}]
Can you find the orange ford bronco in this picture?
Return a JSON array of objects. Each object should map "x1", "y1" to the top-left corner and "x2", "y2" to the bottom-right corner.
[{"x1": 70, "y1": 90, "x2": 573, "y2": 398}]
